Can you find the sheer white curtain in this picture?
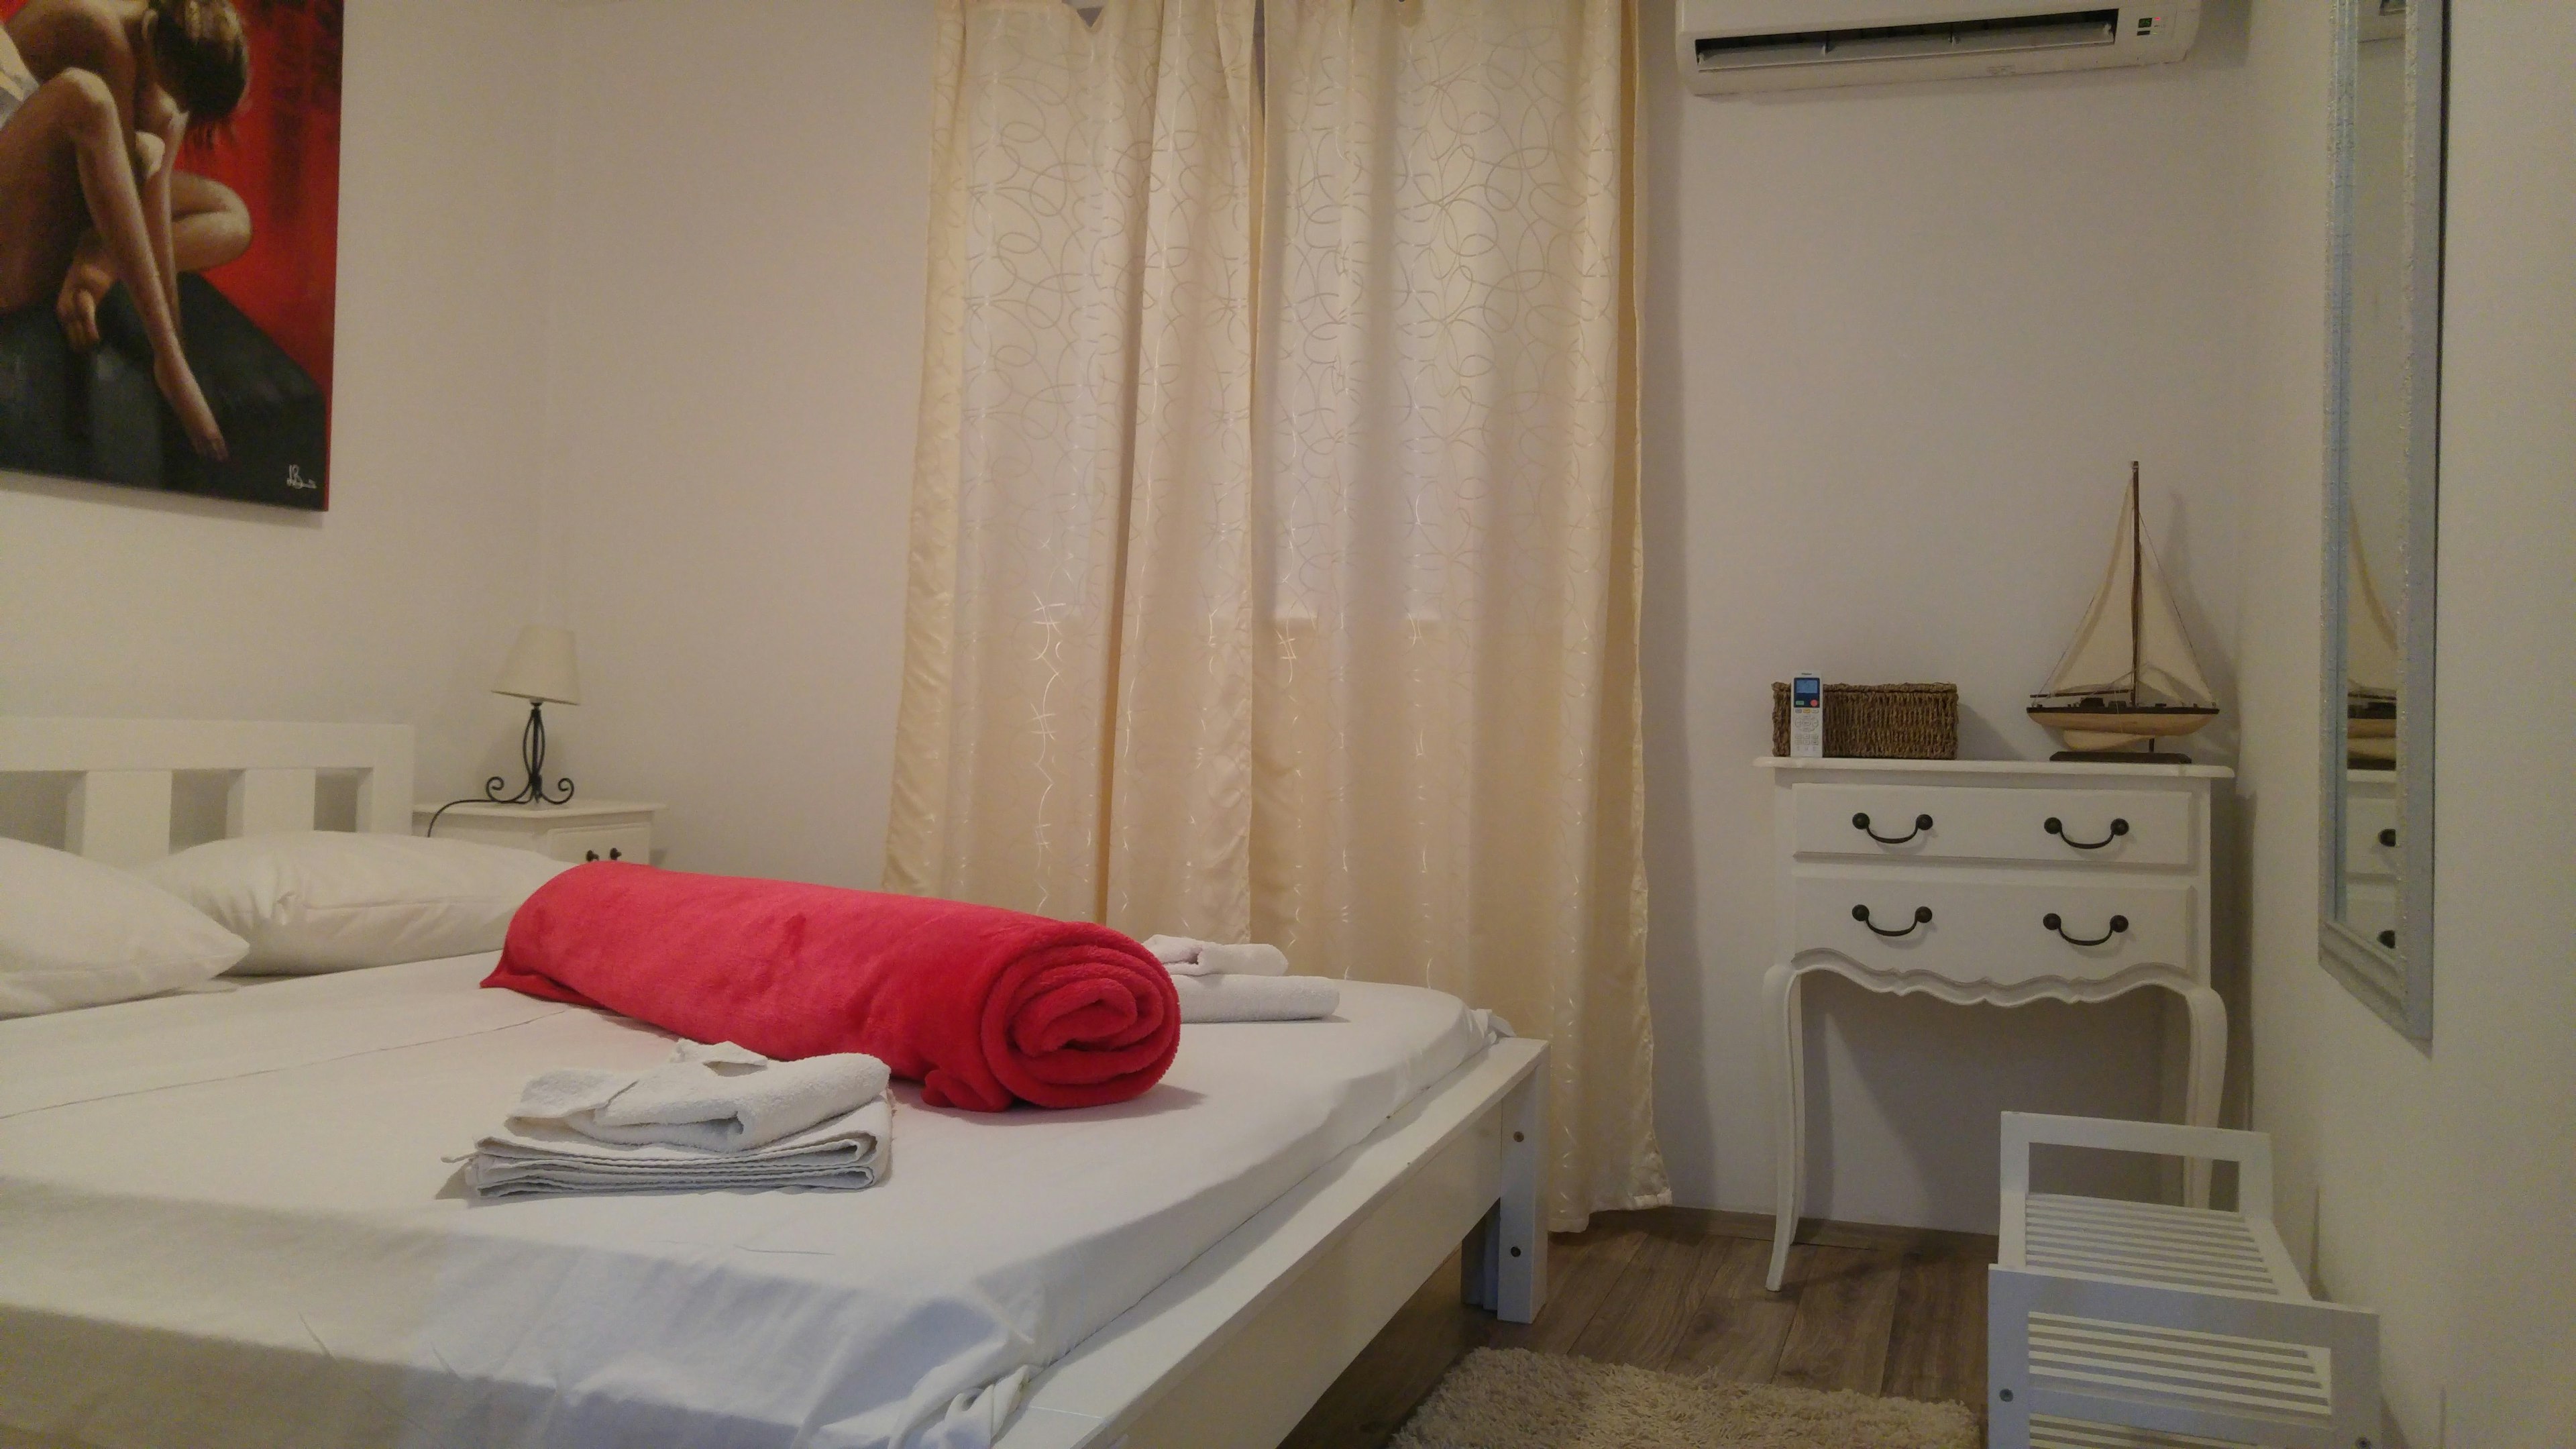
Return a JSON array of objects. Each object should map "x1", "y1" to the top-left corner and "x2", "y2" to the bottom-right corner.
[
  {"x1": 891, "y1": 0, "x2": 1666, "y2": 1228},
  {"x1": 887, "y1": 0, "x2": 1260, "y2": 924},
  {"x1": 1252, "y1": 0, "x2": 1664, "y2": 1226}
]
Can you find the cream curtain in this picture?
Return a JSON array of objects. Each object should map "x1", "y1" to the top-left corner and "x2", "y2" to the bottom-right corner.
[
  {"x1": 887, "y1": 0, "x2": 1260, "y2": 922},
  {"x1": 1251, "y1": 0, "x2": 1663, "y2": 1227},
  {"x1": 890, "y1": 0, "x2": 1665, "y2": 1229}
]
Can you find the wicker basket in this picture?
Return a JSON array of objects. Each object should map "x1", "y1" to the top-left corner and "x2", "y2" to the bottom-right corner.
[{"x1": 1771, "y1": 682, "x2": 1958, "y2": 760}]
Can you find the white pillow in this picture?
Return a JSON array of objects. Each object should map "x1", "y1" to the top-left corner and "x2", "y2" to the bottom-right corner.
[
  {"x1": 138, "y1": 833, "x2": 576, "y2": 974},
  {"x1": 0, "y1": 839, "x2": 251, "y2": 1018}
]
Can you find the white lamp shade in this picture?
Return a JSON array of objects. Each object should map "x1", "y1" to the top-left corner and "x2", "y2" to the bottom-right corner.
[{"x1": 492, "y1": 626, "x2": 580, "y2": 704}]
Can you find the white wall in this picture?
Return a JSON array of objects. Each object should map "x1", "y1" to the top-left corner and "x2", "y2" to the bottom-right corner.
[
  {"x1": 2426, "y1": 9, "x2": 2576, "y2": 1432},
  {"x1": 0, "y1": 0, "x2": 562, "y2": 806},
  {"x1": 1640, "y1": 1, "x2": 2261, "y2": 1229},
  {"x1": 2235, "y1": 3, "x2": 2576, "y2": 1443},
  {"x1": 533, "y1": 0, "x2": 932, "y2": 889}
]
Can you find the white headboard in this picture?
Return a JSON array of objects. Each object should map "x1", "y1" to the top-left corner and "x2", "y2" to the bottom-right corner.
[{"x1": 0, "y1": 718, "x2": 414, "y2": 866}]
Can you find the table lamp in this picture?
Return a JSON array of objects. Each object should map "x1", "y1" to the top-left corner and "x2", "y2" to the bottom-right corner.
[{"x1": 486, "y1": 625, "x2": 580, "y2": 806}]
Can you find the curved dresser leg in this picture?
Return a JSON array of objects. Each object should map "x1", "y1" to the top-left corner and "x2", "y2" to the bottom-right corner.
[
  {"x1": 1764, "y1": 963, "x2": 1804, "y2": 1291},
  {"x1": 2180, "y1": 983, "x2": 2228, "y2": 1208}
]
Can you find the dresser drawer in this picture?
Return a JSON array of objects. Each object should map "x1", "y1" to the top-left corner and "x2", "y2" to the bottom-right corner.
[
  {"x1": 2342, "y1": 792, "x2": 2399, "y2": 881},
  {"x1": 1788, "y1": 868, "x2": 2197, "y2": 989},
  {"x1": 1790, "y1": 784, "x2": 2195, "y2": 868},
  {"x1": 543, "y1": 823, "x2": 652, "y2": 866},
  {"x1": 2345, "y1": 879, "x2": 2398, "y2": 951}
]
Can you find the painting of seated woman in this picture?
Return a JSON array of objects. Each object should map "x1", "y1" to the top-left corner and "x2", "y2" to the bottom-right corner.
[{"x1": 0, "y1": 0, "x2": 337, "y2": 510}]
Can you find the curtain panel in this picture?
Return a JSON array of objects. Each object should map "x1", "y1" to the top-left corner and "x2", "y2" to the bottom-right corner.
[
  {"x1": 1253, "y1": 0, "x2": 1665, "y2": 1227},
  {"x1": 888, "y1": 0, "x2": 1260, "y2": 922},
  {"x1": 891, "y1": 0, "x2": 1666, "y2": 1230}
]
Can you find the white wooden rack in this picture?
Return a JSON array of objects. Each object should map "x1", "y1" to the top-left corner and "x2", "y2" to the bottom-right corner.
[{"x1": 1988, "y1": 1113, "x2": 2381, "y2": 1449}]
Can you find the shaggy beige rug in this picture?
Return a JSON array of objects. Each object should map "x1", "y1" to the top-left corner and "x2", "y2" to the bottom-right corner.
[{"x1": 1389, "y1": 1348, "x2": 1980, "y2": 1449}]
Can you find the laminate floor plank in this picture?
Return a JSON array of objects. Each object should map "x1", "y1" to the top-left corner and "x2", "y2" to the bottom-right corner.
[
  {"x1": 1881, "y1": 1250, "x2": 1991, "y2": 1409},
  {"x1": 1560, "y1": 1217, "x2": 1716, "y2": 1368},
  {"x1": 1483, "y1": 1218, "x2": 1645, "y2": 1356},
  {"x1": 1770, "y1": 1243, "x2": 1907, "y2": 1394},
  {"x1": 1662, "y1": 1232, "x2": 1799, "y2": 1382}
]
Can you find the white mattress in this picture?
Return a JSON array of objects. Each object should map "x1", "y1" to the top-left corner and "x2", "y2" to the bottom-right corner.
[{"x1": 0, "y1": 955, "x2": 1488, "y2": 1449}]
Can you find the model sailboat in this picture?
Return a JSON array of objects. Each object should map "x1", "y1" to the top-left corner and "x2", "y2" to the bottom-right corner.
[{"x1": 2029, "y1": 464, "x2": 2220, "y2": 760}]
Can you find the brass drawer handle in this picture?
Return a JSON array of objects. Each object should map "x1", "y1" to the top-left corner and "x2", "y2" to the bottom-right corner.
[
  {"x1": 2045, "y1": 816, "x2": 2129, "y2": 851},
  {"x1": 1853, "y1": 904, "x2": 1933, "y2": 938},
  {"x1": 2043, "y1": 912, "x2": 2128, "y2": 947},
  {"x1": 1853, "y1": 812, "x2": 1933, "y2": 845}
]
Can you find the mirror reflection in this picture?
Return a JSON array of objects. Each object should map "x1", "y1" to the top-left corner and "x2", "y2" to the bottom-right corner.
[
  {"x1": 2323, "y1": 0, "x2": 2439, "y2": 1038},
  {"x1": 2338, "y1": 1, "x2": 2406, "y2": 932}
]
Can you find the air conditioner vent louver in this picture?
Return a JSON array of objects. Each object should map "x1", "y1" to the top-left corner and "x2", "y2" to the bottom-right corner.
[
  {"x1": 1695, "y1": 9, "x2": 2119, "y2": 72},
  {"x1": 1678, "y1": 1, "x2": 2200, "y2": 95}
]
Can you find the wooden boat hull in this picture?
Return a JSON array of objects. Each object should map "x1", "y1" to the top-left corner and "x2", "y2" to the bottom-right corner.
[{"x1": 2029, "y1": 705, "x2": 2218, "y2": 753}]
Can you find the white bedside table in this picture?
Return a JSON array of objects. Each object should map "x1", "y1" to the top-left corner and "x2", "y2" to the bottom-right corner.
[
  {"x1": 1756, "y1": 755, "x2": 2234, "y2": 1290},
  {"x1": 415, "y1": 800, "x2": 663, "y2": 866}
]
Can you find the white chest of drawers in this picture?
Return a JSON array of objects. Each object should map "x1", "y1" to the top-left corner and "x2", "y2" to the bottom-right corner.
[
  {"x1": 2339, "y1": 769, "x2": 2400, "y2": 953},
  {"x1": 1756, "y1": 756, "x2": 2234, "y2": 1290}
]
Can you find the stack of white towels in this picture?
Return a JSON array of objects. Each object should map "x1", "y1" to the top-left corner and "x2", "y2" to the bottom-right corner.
[
  {"x1": 463, "y1": 1041, "x2": 892, "y2": 1199},
  {"x1": 1142, "y1": 935, "x2": 1340, "y2": 1023}
]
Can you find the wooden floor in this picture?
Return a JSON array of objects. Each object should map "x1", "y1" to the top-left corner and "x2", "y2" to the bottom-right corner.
[{"x1": 1281, "y1": 1207, "x2": 1996, "y2": 1449}]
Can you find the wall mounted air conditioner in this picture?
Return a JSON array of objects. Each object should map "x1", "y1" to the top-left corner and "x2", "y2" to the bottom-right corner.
[{"x1": 1677, "y1": 1, "x2": 2200, "y2": 96}]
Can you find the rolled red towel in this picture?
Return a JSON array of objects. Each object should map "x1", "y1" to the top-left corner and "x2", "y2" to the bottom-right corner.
[{"x1": 485, "y1": 864, "x2": 1179, "y2": 1111}]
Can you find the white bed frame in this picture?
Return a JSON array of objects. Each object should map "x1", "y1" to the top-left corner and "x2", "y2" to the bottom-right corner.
[
  {"x1": 0, "y1": 716, "x2": 412, "y2": 864},
  {"x1": 1006, "y1": 1036, "x2": 1548, "y2": 1449},
  {"x1": 0, "y1": 717, "x2": 1548, "y2": 1449}
]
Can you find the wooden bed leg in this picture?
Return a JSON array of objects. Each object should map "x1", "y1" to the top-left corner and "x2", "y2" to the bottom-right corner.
[{"x1": 1495, "y1": 1059, "x2": 1547, "y2": 1324}]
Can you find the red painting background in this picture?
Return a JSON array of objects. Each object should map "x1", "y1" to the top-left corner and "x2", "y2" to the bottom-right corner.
[{"x1": 1, "y1": 0, "x2": 341, "y2": 399}]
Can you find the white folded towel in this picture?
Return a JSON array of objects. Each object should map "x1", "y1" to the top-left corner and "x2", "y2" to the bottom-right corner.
[
  {"x1": 1140, "y1": 934, "x2": 1291, "y2": 977},
  {"x1": 508, "y1": 1040, "x2": 890, "y2": 1152},
  {"x1": 1171, "y1": 973, "x2": 1340, "y2": 1022},
  {"x1": 465, "y1": 1097, "x2": 892, "y2": 1199}
]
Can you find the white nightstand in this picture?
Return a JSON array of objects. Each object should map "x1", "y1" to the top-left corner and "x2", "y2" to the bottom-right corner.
[
  {"x1": 415, "y1": 800, "x2": 662, "y2": 866},
  {"x1": 1756, "y1": 755, "x2": 2234, "y2": 1290}
]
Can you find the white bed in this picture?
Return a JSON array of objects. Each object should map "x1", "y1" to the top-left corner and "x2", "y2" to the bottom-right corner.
[{"x1": 0, "y1": 720, "x2": 1548, "y2": 1449}]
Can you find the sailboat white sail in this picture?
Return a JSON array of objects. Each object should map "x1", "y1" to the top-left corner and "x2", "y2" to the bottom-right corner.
[
  {"x1": 2030, "y1": 466, "x2": 2220, "y2": 757},
  {"x1": 2345, "y1": 506, "x2": 2402, "y2": 702},
  {"x1": 2039, "y1": 497, "x2": 2217, "y2": 705}
]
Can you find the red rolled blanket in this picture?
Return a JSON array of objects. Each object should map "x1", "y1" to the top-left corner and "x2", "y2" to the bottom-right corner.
[{"x1": 485, "y1": 864, "x2": 1179, "y2": 1111}]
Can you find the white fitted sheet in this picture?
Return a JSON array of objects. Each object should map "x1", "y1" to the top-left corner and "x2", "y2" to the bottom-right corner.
[{"x1": 0, "y1": 954, "x2": 1487, "y2": 1449}]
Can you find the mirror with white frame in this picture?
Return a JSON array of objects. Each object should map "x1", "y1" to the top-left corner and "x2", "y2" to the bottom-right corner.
[{"x1": 2320, "y1": 0, "x2": 2442, "y2": 1040}]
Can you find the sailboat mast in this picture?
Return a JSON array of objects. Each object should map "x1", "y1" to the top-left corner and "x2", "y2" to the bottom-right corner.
[{"x1": 2128, "y1": 462, "x2": 2143, "y2": 706}]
